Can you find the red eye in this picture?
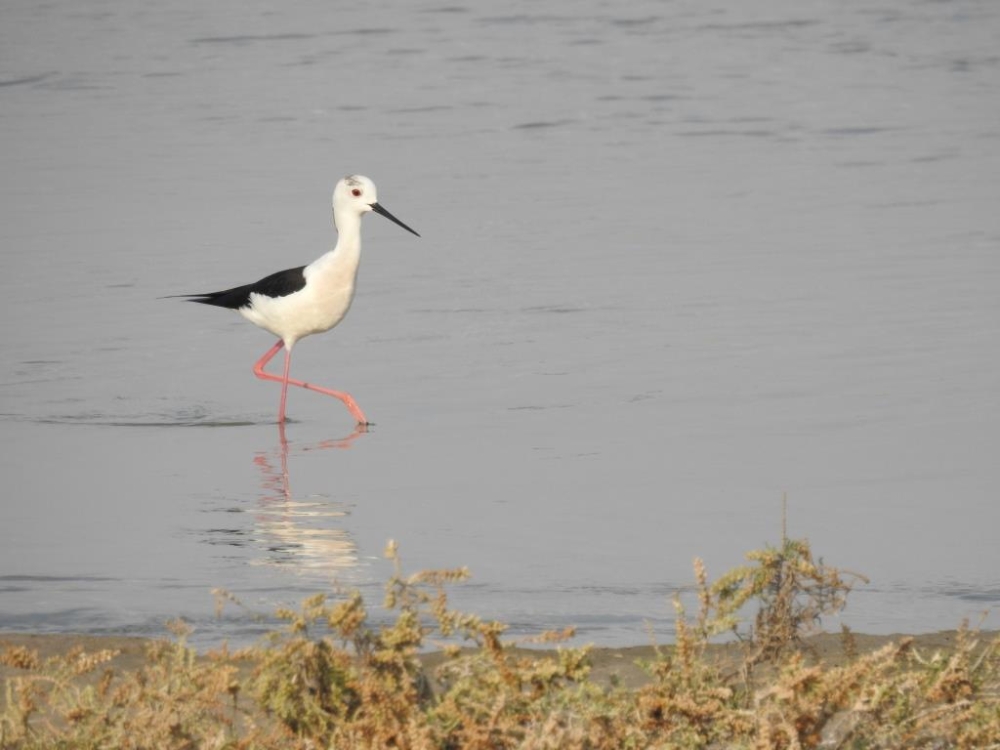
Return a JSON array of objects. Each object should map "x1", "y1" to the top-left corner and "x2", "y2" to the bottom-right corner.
[{"x1": 352, "y1": 188, "x2": 362, "y2": 197}]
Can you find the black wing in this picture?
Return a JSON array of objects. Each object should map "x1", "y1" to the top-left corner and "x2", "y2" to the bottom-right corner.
[{"x1": 170, "y1": 266, "x2": 307, "y2": 309}]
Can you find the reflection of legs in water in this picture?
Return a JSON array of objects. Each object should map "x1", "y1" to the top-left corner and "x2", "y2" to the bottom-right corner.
[
  {"x1": 250, "y1": 422, "x2": 367, "y2": 571},
  {"x1": 253, "y1": 422, "x2": 368, "y2": 500},
  {"x1": 252, "y1": 422, "x2": 291, "y2": 500},
  {"x1": 253, "y1": 422, "x2": 367, "y2": 500},
  {"x1": 252, "y1": 340, "x2": 370, "y2": 425}
]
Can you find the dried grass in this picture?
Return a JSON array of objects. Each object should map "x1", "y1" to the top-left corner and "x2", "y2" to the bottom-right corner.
[{"x1": 2, "y1": 538, "x2": 997, "y2": 749}]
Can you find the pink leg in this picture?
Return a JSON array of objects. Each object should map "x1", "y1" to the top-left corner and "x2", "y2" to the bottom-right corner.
[
  {"x1": 252, "y1": 340, "x2": 369, "y2": 425},
  {"x1": 278, "y1": 346, "x2": 291, "y2": 424}
]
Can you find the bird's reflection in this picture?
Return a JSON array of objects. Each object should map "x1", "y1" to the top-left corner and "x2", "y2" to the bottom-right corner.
[{"x1": 249, "y1": 422, "x2": 366, "y2": 573}]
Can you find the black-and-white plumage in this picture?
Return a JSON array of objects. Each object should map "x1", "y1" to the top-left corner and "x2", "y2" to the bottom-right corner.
[
  {"x1": 172, "y1": 175, "x2": 419, "y2": 425},
  {"x1": 183, "y1": 266, "x2": 307, "y2": 310}
]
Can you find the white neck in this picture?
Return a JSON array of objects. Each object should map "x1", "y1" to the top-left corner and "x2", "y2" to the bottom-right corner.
[
  {"x1": 336, "y1": 205, "x2": 366, "y2": 249},
  {"x1": 305, "y1": 209, "x2": 363, "y2": 280}
]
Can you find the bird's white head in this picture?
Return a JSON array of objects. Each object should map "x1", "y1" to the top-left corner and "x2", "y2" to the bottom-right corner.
[
  {"x1": 333, "y1": 175, "x2": 378, "y2": 215},
  {"x1": 332, "y1": 175, "x2": 420, "y2": 237}
]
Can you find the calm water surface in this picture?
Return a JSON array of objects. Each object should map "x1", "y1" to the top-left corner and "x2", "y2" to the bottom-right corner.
[{"x1": 2, "y1": 0, "x2": 999, "y2": 647}]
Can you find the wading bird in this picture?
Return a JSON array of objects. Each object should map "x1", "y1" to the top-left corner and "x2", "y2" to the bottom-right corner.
[{"x1": 172, "y1": 175, "x2": 419, "y2": 425}]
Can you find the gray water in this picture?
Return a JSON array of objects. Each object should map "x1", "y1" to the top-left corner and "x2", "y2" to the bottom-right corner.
[{"x1": 2, "y1": 0, "x2": 999, "y2": 648}]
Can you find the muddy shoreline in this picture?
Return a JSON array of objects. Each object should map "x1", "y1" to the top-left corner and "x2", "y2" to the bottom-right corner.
[{"x1": 3, "y1": 629, "x2": 993, "y2": 692}]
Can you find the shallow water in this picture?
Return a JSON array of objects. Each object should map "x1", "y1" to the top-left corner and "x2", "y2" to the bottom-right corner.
[{"x1": 2, "y1": 0, "x2": 999, "y2": 647}]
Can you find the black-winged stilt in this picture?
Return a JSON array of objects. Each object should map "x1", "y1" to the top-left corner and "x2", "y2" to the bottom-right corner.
[{"x1": 172, "y1": 175, "x2": 419, "y2": 425}]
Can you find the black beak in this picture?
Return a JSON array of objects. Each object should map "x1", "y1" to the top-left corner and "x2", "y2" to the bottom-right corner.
[{"x1": 370, "y1": 202, "x2": 420, "y2": 237}]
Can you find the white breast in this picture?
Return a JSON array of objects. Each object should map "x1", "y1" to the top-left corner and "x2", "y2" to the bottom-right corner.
[{"x1": 240, "y1": 248, "x2": 361, "y2": 348}]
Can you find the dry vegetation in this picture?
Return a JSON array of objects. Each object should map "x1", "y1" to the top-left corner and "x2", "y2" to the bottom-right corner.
[{"x1": 2, "y1": 538, "x2": 998, "y2": 749}]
